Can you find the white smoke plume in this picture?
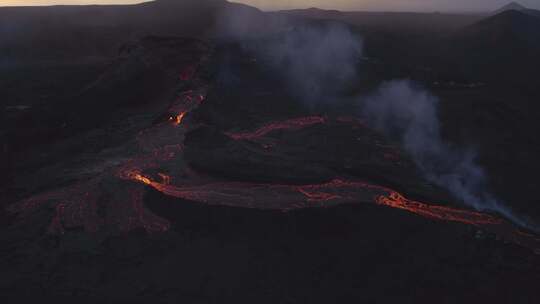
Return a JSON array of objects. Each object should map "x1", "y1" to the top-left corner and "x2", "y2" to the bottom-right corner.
[
  {"x1": 214, "y1": 7, "x2": 362, "y2": 105},
  {"x1": 360, "y1": 80, "x2": 533, "y2": 228},
  {"x1": 250, "y1": 24, "x2": 362, "y2": 104}
]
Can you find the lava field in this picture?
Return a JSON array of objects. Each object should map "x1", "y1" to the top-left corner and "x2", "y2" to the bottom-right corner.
[{"x1": 2, "y1": 12, "x2": 540, "y2": 303}]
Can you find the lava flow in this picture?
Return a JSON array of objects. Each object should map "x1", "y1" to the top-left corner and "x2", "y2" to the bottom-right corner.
[
  {"x1": 376, "y1": 192, "x2": 502, "y2": 226},
  {"x1": 10, "y1": 63, "x2": 207, "y2": 234},
  {"x1": 375, "y1": 192, "x2": 540, "y2": 253},
  {"x1": 167, "y1": 90, "x2": 205, "y2": 125},
  {"x1": 226, "y1": 116, "x2": 326, "y2": 140},
  {"x1": 123, "y1": 170, "x2": 540, "y2": 252},
  {"x1": 170, "y1": 112, "x2": 186, "y2": 125},
  {"x1": 9, "y1": 67, "x2": 540, "y2": 253}
]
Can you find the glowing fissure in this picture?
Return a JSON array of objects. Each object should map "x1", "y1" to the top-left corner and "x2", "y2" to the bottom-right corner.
[
  {"x1": 376, "y1": 192, "x2": 502, "y2": 226},
  {"x1": 126, "y1": 171, "x2": 501, "y2": 227},
  {"x1": 375, "y1": 192, "x2": 540, "y2": 253},
  {"x1": 11, "y1": 69, "x2": 207, "y2": 234},
  {"x1": 170, "y1": 112, "x2": 186, "y2": 126},
  {"x1": 167, "y1": 89, "x2": 205, "y2": 127},
  {"x1": 226, "y1": 116, "x2": 326, "y2": 140},
  {"x1": 124, "y1": 171, "x2": 540, "y2": 252}
]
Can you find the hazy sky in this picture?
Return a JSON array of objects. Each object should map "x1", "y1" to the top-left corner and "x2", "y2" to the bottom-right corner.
[{"x1": 1, "y1": 0, "x2": 539, "y2": 12}]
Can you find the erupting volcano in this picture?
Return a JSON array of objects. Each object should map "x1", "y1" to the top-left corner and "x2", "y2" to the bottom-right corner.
[
  {"x1": 8, "y1": 49, "x2": 540, "y2": 254},
  {"x1": 4, "y1": 1, "x2": 540, "y2": 302}
]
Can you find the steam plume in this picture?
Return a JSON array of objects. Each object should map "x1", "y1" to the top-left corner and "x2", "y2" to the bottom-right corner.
[
  {"x1": 360, "y1": 80, "x2": 533, "y2": 229},
  {"x1": 214, "y1": 8, "x2": 361, "y2": 105},
  {"x1": 249, "y1": 24, "x2": 362, "y2": 104}
]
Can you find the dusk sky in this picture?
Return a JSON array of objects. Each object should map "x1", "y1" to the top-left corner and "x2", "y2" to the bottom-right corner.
[{"x1": 1, "y1": 0, "x2": 540, "y2": 12}]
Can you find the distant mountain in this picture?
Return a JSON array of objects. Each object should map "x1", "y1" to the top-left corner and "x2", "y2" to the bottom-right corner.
[
  {"x1": 493, "y1": 2, "x2": 527, "y2": 15},
  {"x1": 492, "y1": 2, "x2": 540, "y2": 19},
  {"x1": 277, "y1": 7, "x2": 343, "y2": 19},
  {"x1": 448, "y1": 9, "x2": 540, "y2": 88},
  {"x1": 460, "y1": 9, "x2": 540, "y2": 47},
  {"x1": 0, "y1": 0, "x2": 265, "y2": 62},
  {"x1": 276, "y1": 8, "x2": 482, "y2": 33},
  {"x1": 524, "y1": 9, "x2": 540, "y2": 18}
]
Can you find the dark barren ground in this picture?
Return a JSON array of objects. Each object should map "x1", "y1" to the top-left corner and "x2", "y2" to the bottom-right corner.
[{"x1": 2, "y1": 1, "x2": 540, "y2": 303}]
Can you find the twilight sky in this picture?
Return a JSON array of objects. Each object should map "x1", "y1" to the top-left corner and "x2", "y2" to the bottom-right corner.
[{"x1": 1, "y1": 0, "x2": 539, "y2": 12}]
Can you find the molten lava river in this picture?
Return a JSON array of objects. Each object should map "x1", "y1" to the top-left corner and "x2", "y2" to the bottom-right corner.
[{"x1": 9, "y1": 64, "x2": 540, "y2": 255}]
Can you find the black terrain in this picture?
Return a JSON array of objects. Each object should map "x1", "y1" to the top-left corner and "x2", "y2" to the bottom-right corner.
[{"x1": 1, "y1": 1, "x2": 540, "y2": 303}]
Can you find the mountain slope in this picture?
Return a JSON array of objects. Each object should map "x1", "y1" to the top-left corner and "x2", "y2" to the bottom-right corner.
[
  {"x1": 493, "y1": 2, "x2": 527, "y2": 15},
  {"x1": 447, "y1": 9, "x2": 540, "y2": 88},
  {"x1": 524, "y1": 8, "x2": 540, "y2": 18},
  {"x1": 0, "y1": 0, "x2": 263, "y2": 62},
  {"x1": 277, "y1": 8, "x2": 482, "y2": 33}
]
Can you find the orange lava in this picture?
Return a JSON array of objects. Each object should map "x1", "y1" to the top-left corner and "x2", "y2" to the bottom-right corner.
[
  {"x1": 375, "y1": 192, "x2": 540, "y2": 253},
  {"x1": 122, "y1": 171, "x2": 540, "y2": 253},
  {"x1": 133, "y1": 172, "x2": 153, "y2": 185},
  {"x1": 297, "y1": 188, "x2": 342, "y2": 202},
  {"x1": 376, "y1": 192, "x2": 503, "y2": 226},
  {"x1": 170, "y1": 112, "x2": 186, "y2": 126},
  {"x1": 158, "y1": 173, "x2": 171, "y2": 185},
  {"x1": 10, "y1": 65, "x2": 540, "y2": 255},
  {"x1": 226, "y1": 116, "x2": 326, "y2": 140}
]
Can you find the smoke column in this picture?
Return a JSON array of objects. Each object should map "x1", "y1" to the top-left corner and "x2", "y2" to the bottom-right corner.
[
  {"x1": 360, "y1": 80, "x2": 534, "y2": 229},
  {"x1": 215, "y1": 7, "x2": 362, "y2": 105},
  {"x1": 249, "y1": 23, "x2": 362, "y2": 105}
]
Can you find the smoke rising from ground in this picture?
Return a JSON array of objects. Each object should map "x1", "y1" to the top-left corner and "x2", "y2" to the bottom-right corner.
[
  {"x1": 360, "y1": 80, "x2": 533, "y2": 228},
  {"x1": 360, "y1": 81, "x2": 494, "y2": 208},
  {"x1": 215, "y1": 7, "x2": 361, "y2": 104},
  {"x1": 250, "y1": 24, "x2": 362, "y2": 104}
]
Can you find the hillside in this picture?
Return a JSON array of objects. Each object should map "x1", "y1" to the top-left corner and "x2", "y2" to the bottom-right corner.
[
  {"x1": 450, "y1": 9, "x2": 540, "y2": 83},
  {"x1": 0, "y1": 0, "x2": 263, "y2": 62},
  {"x1": 493, "y1": 2, "x2": 528, "y2": 14}
]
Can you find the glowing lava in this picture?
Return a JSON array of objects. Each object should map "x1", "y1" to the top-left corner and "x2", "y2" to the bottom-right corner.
[
  {"x1": 133, "y1": 172, "x2": 153, "y2": 185},
  {"x1": 375, "y1": 192, "x2": 540, "y2": 253},
  {"x1": 9, "y1": 57, "x2": 540, "y2": 256},
  {"x1": 170, "y1": 112, "x2": 186, "y2": 126},
  {"x1": 158, "y1": 173, "x2": 171, "y2": 185},
  {"x1": 122, "y1": 171, "x2": 540, "y2": 253},
  {"x1": 226, "y1": 116, "x2": 326, "y2": 140},
  {"x1": 376, "y1": 191, "x2": 502, "y2": 226}
]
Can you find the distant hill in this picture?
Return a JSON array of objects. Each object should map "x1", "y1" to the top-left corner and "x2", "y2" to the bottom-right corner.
[
  {"x1": 448, "y1": 9, "x2": 540, "y2": 89},
  {"x1": 493, "y1": 2, "x2": 527, "y2": 15},
  {"x1": 492, "y1": 2, "x2": 540, "y2": 19},
  {"x1": 0, "y1": 0, "x2": 264, "y2": 63},
  {"x1": 277, "y1": 8, "x2": 483, "y2": 33},
  {"x1": 460, "y1": 9, "x2": 540, "y2": 48},
  {"x1": 277, "y1": 7, "x2": 343, "y2": 19}
]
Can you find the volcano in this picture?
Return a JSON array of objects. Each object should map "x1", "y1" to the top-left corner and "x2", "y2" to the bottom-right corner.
[
  {"x1": 493, "y1": 2, "x2": 528, "y2": 15},
  {"x1": 2, "y1": 1, "x2": 540, "y2": 303}
]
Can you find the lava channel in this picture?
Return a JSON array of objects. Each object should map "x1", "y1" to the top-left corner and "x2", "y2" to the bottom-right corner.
[
  {"x1": 124, "y1": 172, "x2": 540, "y2": 253},
  {"x1": 226, "y1": 116, "x2": 326, "y2": 141}
]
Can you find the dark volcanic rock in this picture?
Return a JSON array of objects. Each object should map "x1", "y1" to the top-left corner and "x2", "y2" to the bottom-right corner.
[{"x1": 184, "y1": 125, "x2": 336, "y2": 184}]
